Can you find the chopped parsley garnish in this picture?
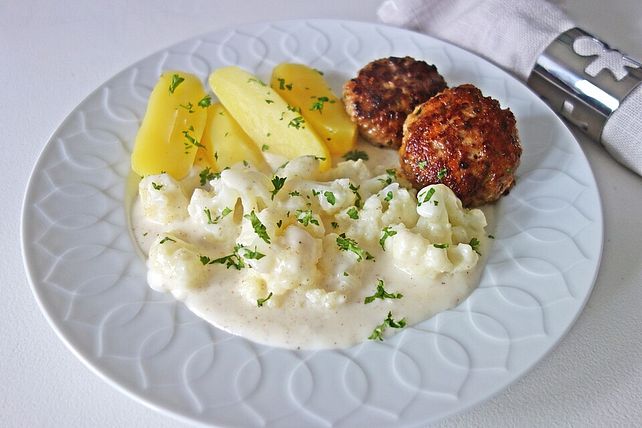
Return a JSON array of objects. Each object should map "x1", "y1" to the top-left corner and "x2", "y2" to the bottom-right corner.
[
  {"x1": 151, "y1": 182, "x2": 163, "y2": 190},
  {"x1": 204, "y1": 207, "x2": 232, "y2": 224},
  {"x1": 257, "y1": 292, "x2": 273, "y2": 307},
  {"x1": 204, "y1": 208, "x2": 214, "y2": 224},
  {"x1": 288, "y1": 190, "x2": 301, "y2": 197},
  {"x1": 296, "y1": 209, "x2": 319, "y2": 226},
  {"x1": 182, "y1": 129, "x2": 205, "y2": 152},
  {"x1": 270, "y1": 176, "x2": 287, "y2": 200},
  {"x1": 276, "y1": 219, "x2": 283, "y2": 228},
  {"x1": 199, "y1": 167, "x2": 219, "y2": 185},
  {"x1": 241, "y1": 246, "x2": 266, "y2": 260},
  {"x1": 348, "y1": 183, "x2": 362, "y2": 208},
  {"x1": 197, "y1": 95, "x2": 212, "y2": 108},
  {"x1": 261, "y1": 144, "x2": 270, "y2": 152},
  {"x1": 277, "y1": 78, "x2": 293, "y2": 90},
  {"x1": 368, "y1": 311, "x2": 407, "y2": 341},
  {"x1": 331, "y1": 221, "x2": 339, "y2": 229},
  {"x1": 310, "y1": 96, "x2": 334, "y2": 113},
  {"x1": 245, "y1": 211, "x2": 271, "y2": 244},
  {"x1": 208, "y1": 244, "x2": 264, "y2": 270},
  {"x1": 379, "y1": 226, "x2": 397, "y2": 250},
  {"x1": 368, "y1": 324, "x2": 384, "y2": 341},
  {"x1": 488, "y1": 234, "x2": 495, "y2": 239},
  {"x1": 384, "y1": 191, "x2": 393, "y2": 202},
  {"x1": 159, "y1": 236, "x2": 176, "y2": 244},
  {"x1": 324, "y1": 191, "x2": 336, "y2": 205},
  {"x1": 364, "y1": 279, "x2": 403, "y2": 304},
  {"x1": 179, "y1": 102, "x2": 194, "y2": 113},
  {"x1": 336, "y1": 233, "x2": 373, "y2": 262},
  {"x1": 433, "y1": 243, "x2": 449, "y2": 249},
  {"x1": 437, "y1": 167, "x2": 448, "y2": 180},
  {"x1": 342, "y1": 150, "x2": 369, "y2": 161},
  {"x1": 247, "y1": 77, "x2": 267, "y2": 86},
  {"x1": 199, "y1": 255, "x2": 213, "y2": 265},
  {"x1": 287, "y1": 115, "x2": 305, "y2": 129},
  {"x1": 210, "y1": 244, "x2": 246, "y2": 270},
  {"x1": 346, "y1": 207, "x2": 359, "y2": 220},
  {"x1": 419, "y1": 187, "x2": 436, "y2": 205},
  {"x1": 265, "y1": 99, "x2": 274, "y2": 104},
  {"x1": 417, "y1": 160, "x2": 427, "y2": 170},
  {"x1": 168, "y1": 73, "x2": 185, "y2": 94},
  {"x1": 379, "y1": 169, "x2": 397, "y2": 186},
  {"x1": 469, "y1": 237, "x2": 481, "y2": 255}
]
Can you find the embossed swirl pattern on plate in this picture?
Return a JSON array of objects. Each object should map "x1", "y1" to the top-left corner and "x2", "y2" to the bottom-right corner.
[{"x1": 21, "y1": 20, "x2": 602, "y2": 427}]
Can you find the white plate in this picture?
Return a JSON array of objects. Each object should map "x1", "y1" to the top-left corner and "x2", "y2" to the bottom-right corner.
[{"x1": 21, "y1": 20, "x2": 603, "y2": 426}]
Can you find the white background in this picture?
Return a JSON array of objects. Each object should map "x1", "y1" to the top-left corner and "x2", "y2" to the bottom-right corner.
[{"x1": 2, "y1": 0, "x2": 641, "y2": 426}]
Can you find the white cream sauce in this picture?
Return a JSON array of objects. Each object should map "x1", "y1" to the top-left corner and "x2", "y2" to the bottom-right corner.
[{"x1": 129, "y1": 144, "x2": 494, "y2": 350}]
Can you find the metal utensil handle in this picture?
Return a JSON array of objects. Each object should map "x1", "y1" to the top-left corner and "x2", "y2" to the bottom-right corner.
[{"x1": 528, "y1": 27, "x2": 642, "y2": 141}]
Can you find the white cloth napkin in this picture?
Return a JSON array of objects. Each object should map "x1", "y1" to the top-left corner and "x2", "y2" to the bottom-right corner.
[{"x1": 378, "y1": 0, "x2": 642, "y2": 177}]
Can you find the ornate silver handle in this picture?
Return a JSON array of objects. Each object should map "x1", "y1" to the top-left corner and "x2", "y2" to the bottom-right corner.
[{"x1": 528, "y1": 27, "x2": 642, "y2": 141}]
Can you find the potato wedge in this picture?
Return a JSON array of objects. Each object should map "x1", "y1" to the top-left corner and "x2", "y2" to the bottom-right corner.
[
  {"x1": 131, "y1": 71, "x2": 208, "y2": 179},
  {"x1": 271, "y1": 63, "x2": 357, "y2": 156},
  {"x1": 199, "y1": 102, "x2": 269, "y2": 171},
  {"x1": 209, "y1": 66, "x2": 331, "y2": 171}
]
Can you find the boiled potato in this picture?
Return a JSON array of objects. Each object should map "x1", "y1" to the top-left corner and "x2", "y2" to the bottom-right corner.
[
  {"x1": 209, "y1": 66, "x2": 331, "y2": 171},
  {"x1": 271, "y1": 63, "x2": 357, "y2": 156},
  {"x1": 131, "y1": 71, "x2": 208, "y2": 179},
  {"x1": 199, "y1": 102, "x2": 269, "y2": 171}
]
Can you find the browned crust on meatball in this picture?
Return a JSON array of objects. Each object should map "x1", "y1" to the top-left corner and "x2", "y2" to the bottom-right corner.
[
  {"x1": 399, "y1": 84, "x2": 521, "y2": 207},
  {"x1": 343, "y1": 56, "x2": 447, "y2": 149}
]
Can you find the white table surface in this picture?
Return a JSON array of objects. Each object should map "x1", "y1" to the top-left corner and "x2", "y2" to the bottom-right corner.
[{"x1": 3, "y1": 0, "x2": 641, "y2": 426}]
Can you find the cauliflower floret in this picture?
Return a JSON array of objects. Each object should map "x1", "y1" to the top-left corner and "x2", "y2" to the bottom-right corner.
[
  {"x1": 220, "y1": 164, "x2": 271, "y2": 212},
  {"x1": 321, "y1": 159, "x2": 371, "y2": 182},
  {"x1": 339, "y1": 195, "x2": 384, "y2": 243},
  {"x1": 415, "y1": 184, "x2": 486, "y2": 244},
  {"x1": 236, "y1": 208, "x2": 277, "y2": 252},
  {"x1": 388, "y1": 222, "x2": 481, "y2": 278},
  {"x1": 305, "y1": 289, "x2": 347, "y2": 308},
  {"x1": 385, "y1": 184, "x2": 487, "y2": 277},
  {"x1": 379, "y1": 183, "x2": 419, "y2": 227},
  {"x1": 447, "y1": 243, "x2": 480, "y2": 272},
  {"x1": 238, "y1": 274, "x2": 271, "y2": 306},
  {"x1": 248, "y1": 225, "x2": 322, "y2": 296},
  {"x1": 147, "y1": 235, "x2": 207, "y2": 298},
  {"x1": 388, "y1": 227, "x2": 455, "y2": 277},
  {"x1": 275, "y1": 156, "x2": 323, "y2": 181},
  {"x1": 292, "y1": 178, "x2": 355, "y2": 215},
  {"x1": 317, "y1": 233, "x2": 365, "y2": 294},
  {"x1": 187, "y1": 188, "x2": 239, "y2": 241},
  {"x1": 360, "y1": 168, "x2": 398, "y2": 199},
  {"x1": 139, "y1": 174, "x2": 189, "y2": 224}
]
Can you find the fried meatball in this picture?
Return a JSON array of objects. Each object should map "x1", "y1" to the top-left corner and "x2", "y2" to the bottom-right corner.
[
  {"x1": 399, "y1": 84, "x2": 521, "y2": 207},
  {"x1": 343, "y1": 56, "x2": 447, "y2": 149}
]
